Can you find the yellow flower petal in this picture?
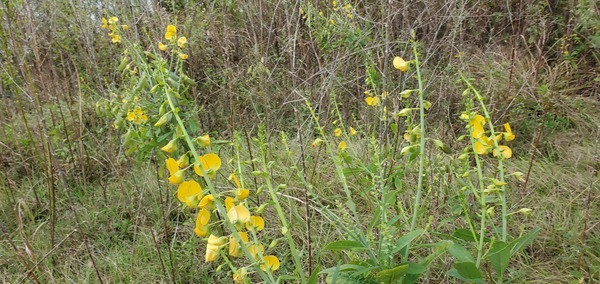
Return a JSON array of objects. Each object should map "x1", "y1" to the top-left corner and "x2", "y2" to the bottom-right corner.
[
  {"x1": 198, "y1": 194, "x2": 215, "y2": 209},
  {"x1": 196, "y1": 208, "x2": 211, "y2": 227},
  {"x1": 474, "y1": 140, "x2": 490, "y2": 155},
  {"x1": 205, "y1": 234, "x2": 226, "y2": 262},
  {"x1": 246, "y1": 216, "x2": 265, "y2": 231},
  {"x1": 194, "y1": 153, "x2": 222, "y2": 178},
  {"x1": 365, "y1": 96, "x2": 381, "y2": 107},
  {"x1": 194, "y1": 225, "x2": 210, "y2": 237},
  {"x1": 338, "y1": 141, "x2": 347, "y2": 151},
  {"x1": 177, "y1": 180, "x2": 202, "y2": 207},
  {"x1": 493, "y1": 145, "x2": 513, "y2": 159},
  {"x1": 234, "y1": 188, "x2": 250, "y2": 200},
  {"x1": 393, "y1": 56, "x2": 409, "y2": 72},
  {"x1": 177, "y1": 36, "x2": 187, "y2": 48},
  {"x1": 334, "y1": 128, "x2": 342, "y2": 137},
  {"x1": 196, "y1": 134, "x2": 210, "y2": 147},
  {"x1": 225, "y1": 196, "x2": 235, "y2": 211},
  {"x1": 503, "y1": 123, "x2": 515, "y2": 141},
  {"x1": 247, "y1": 243, "x2": 264, "y2": 260},
  {"x1": 227, "y1": 204, "x2": 250, "y2": 224},
  {"x1": 168, "y1": 170, "x2": 184, "y2": 185},
  {"x1": 158, "y1": 41, "x2": 167, "y2": 51},
  {"x1": 260, "y1": 255, "x2": 280, "y2": 271},
  {"x1": 179, "y1": 53, "x2": 188, "y2": 60},
  {"x1": 165, "y1": 158, "x2": 179, "y2": 175},
  {"x1": 349, "y1": 127, "x2": 357, "y2": 135},
  {"x1": 161, "y1": 138, "x2": 178, "y2": 154},
  {"x1": 165, "y1": 25, "x2": 177, "y2": 40},
  {"x1": 233, "y1": 267, "x2": 248, "y2": 283},
  {"x1": 228, "y1": 232, "x2": 249, "y2": 257}
]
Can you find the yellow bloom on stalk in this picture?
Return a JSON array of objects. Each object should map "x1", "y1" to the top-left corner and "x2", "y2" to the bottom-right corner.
[
  {"x1": 121, "y1": 25, "x2": 129, "y2": 31},
  {"x1": 205, "y1": 234, "x2": 227, "y2": 262},
  {"x1": 101, "y1": 18, "x2": 108, "y2": 29},
  {"x1": 393, "y1": 57, "x2": 409, "y2": 72},
  {"x1": 165, "y1": 158, "x2": 184, "y2": 185},
  {"x1": 469, "y1": 114, "x2": 486, "y2": 138},
  {"x1": 311, "y1": 138, "x2": 324, "y2": 147},
  {"x1": 234, "y1": 188, "x2": 250, "y2": 200},
  {"x1": 365, "y1": 96, "x2": 380, "y2": 106},
  {"x1": 109, "y1": 33, "x2": 122, "y2": 44},
  {"x1": 503, "y1": 123, "x2": 515, "y2": 141},
  {"x1": 194, "y1": 208, "x2": 211, "y2": 237},
  {"x1": 199, "y1": 194, "x2": 215, "y2": 210},
  {"x1": 228, "y1": 232, "x2": 249, "y2": 257},
  {"x1": 493, "y1": 145, "x2": 513, "y2": 159},
  {"x1": 260, "y1": 255, "x2": 281, "y2": 272},
  {"x1": 165, "y1": 24, "x2": 177, "y2": 40},
  {"x1": 177, "y1": 154, "x2": 189, "y2": 168},
  {"x1": 338, "y1": 141, "x2": 347, "y2": 151},
  {"x1": 177, "y1": 36, "x2": 187, "y2": 48},
  {"x1": 177, "y1": 180, "x2": 202, "y2": 208},
  {"x1": 246, "y1": 216, "x2": 265, "y2": 231},
  {"x1": 227, "y1": 204, "x2": 251, "y2": 224},
  {"x1": 334, "y1": 128, "x2": 342, "y2": 137},
  {"x1": 158, "y1": 42, "x2": 167, "y2": 51},
  {"x1": 194, "y1": 153, "x2": 222, "y2": 178},
  {"x1": 179, "y1": 53, "x2": 188, "y2": 60},
  {"x1": 349, "y1": 127, "x2": 357, "y2": 135},
  {"x1": 196, "y1": 134, "x2": 210, "y2": 147},
  {"x1": 161, "y1": 138, "x2": 178, "y2": 154},
  {"x1": 108, "y1": 17, "x2": 119, "y2": 24}
]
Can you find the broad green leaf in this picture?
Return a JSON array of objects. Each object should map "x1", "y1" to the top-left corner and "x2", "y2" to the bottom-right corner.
[
  {"x1": 376, "y1": 264, "x2": 409, "y2": 284},
  {"x1": 448, "y1": 243, "x2": 474, "y2": 263},
  {"x1": 488, "y1": 241, "x2": 510, "y2": 276},
  {"x1": 405, "y1": 262, "x2": 426, "y2": 274},
  {"x1": 454, "y1": 262, "x2": 482, "y2": 279},
  {"x1": 510, "y1": 228, "x2": 540, "y2": 256},
  {"x1": 452, "y1": 228, "x2": 478, "y2": 242},
  {"x1": 447, "y1": 268, "x2": 486, "y2": 284},
  {"x1": 324, "y1": 240, "x2": 367, "y2": 251},
  {"x1": 307, "y1": 266, "x2": 321, "y2": 284},
  {"x1": 391, "y1": 229, "x2": 424, "y2": 254}
]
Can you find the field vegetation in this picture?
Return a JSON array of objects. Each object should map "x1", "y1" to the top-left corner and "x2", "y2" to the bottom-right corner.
[{"x1": 0, "y1": 0, "x2": 598, "y2": 283}]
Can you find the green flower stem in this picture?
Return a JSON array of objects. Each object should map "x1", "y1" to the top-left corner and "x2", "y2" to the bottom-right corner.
[
  {"x1": 404, "y1": 33, "x2": 427, "y2": 261},
  {"x1": 163, "y1": 89, "x2": 275, "y2": 283},
  {"x1": 471, "y1": 149, "x2": 488, "y2": 267},
  {"x1": 460, "y1": 77, "x2": 508, "y2": 242}
]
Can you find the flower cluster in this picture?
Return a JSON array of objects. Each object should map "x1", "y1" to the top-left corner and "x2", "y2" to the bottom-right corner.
[
  {"x1": 126, "y1": 106, "x2": 148, "y2": 124},
  {"x1": 157, "y1": 25, "x2": 188, "y2": 60},
  {"x1": 463, "y1": 113, "x2": 515, "y2": 158},
  {"x1": 101, "y1": 16, "x2": 127, "y2": 44}
]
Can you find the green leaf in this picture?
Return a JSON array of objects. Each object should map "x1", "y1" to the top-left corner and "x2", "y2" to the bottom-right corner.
[
  {"x1": 447, "y1": 269, "x2": 485, "y2": 284},
  {"x1": 448, "y1": 243, "x2": 474, "y2": 263},
  {"x1": 342, "y1": 167, "x2": 365, "y2": 176},
  {"x1": 405, "y1": 262, "x2": 426, "y2": 275},
  {"x1": 488, "y1": 241, "x2": 510, "y2": 276},
  {"x1": 326, "y1": 271, "x2": 379, "y2": 284},
  {"x1": 451, "y1": 228, "x2": 480, "y2": 242},
  {"x1": 391, "y1": 229, "x2": 424, "y2": 254},
  {"x1": 324, "y1": 240, "x2": 367, "y2": 251},
  {"x1": 510, "y1": 228, "x2": 540, "y2": 256},
  {"x1": 308, "y1": 266, "x2": 321, "y2": 284},
  {"x1": 454, "y1": 262, "x2": 482, "y2": 279},
  {"x1": 376, "y1": 264, "x2": 409, "y2": 284}
]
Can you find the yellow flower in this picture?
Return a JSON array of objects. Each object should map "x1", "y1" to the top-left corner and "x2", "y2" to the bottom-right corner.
[
  {"x1": 158, "y1": 41, "x2": 167, "y2": 51},
  {"x1": 196, "y1": 134, "x2": 210, "y2": 147},
  {"x1": 161, "y1": 138, "x2": 178, "y2": 154},
  {"x1": 109, "y1": 33, "x2": 122, "y2": 44},
  {"x1": 349, "y1": 127, "x2": 357, "y2": 135},
  {"x1": 381, "y1": 91, "x2": 389, "y2": 98},
  {"x1": 101, "y1": 18, "x2": 108, "y2": 29},
  {"x1": 227, "y1": 204, "x2": 251, "y2": 224},
  {"x1": 247, "y1": 243, "x2": 264, "y2": 259},
  {"x1": 311, "y1": 138, "x2": 323, "y2": 147},
  {"x1": 246, "y1": 216, "x2": 265, "y2": 231},
  {"x1": 469, "y1": 114, "x2": 486, "y2": 139},
  {"x1": 225, "y1": 196, "x2": 235, "y2": 211},
  {"x1": 334, "y1": 128, "x2": 342, "y2": 137},
  {"x1": 165, "y1": 24, "x2": 177, "y2": 40},
  {"x1": 393, "y1": 57, "x2": 409, "y2": 72},
  {"x1": 177, "y1": 180, "x2": 202, "y2": 207},
  {"x1": 233, "y1": 267, "x2": 248, "y2": 283},
  {"x1": 329, "y1": 19, "x2": 335, "y2": 25},
  {"x1": 493, "y1": 145, "x2": 513, "y2": 159},
  {"x1": 503, "y1": 123, "x2": 515, "y2": 141},
  {"x1": 234, "y1": 188, "x2": 250, "y2": 200},
  {"x1": 198, "y1": 194, "x2": 215, "y2": 209},
  {"x1": 177, "y1": 36, "x2": 187, "y2": 48},
  {"x1": 365, "y1": 96, "x2": 380, "y2": 106},
  {"x1": 194, "y1": 208, "x2": 211, "y2": 237},
  {"x1": 122, "y1": 25, "x2": 129, "y2": 31},
  {"x1": 179, "y1": 53, "x2": 188, "y2": 60},
  {"x1": 108, "y1": 16, "x2": 119, "y2": 25},
  {"x1": 228, "y1": 232, "x2": 249, "y2": 257},
  {"x1": 338, "y1": 141, "x2": 347, "y2": 151},
  {"x1": 177, "y1": 154, "x2": 189, "y2": 168},
  {"x1": 205, "y1": 234, "x2": 226, "y2": 262},
  {"x1": 166, "y1": 158, "x2": 184, "y2": 184},
  {"x1": 193, "y1": 153, "x2": 222, "y2": 178},
  {"x1": 260, "y1": 255, "x2": 280, "y2": 272}
]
